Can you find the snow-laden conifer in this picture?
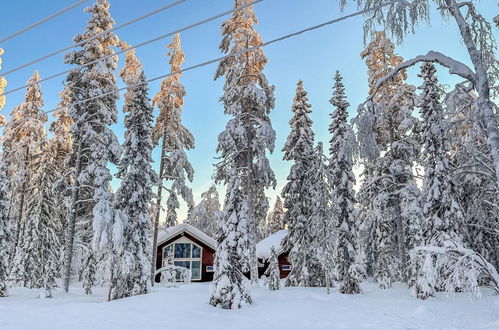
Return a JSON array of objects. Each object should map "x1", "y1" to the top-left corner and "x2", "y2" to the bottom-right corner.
[
  {"x1": 266, "y1": 247, "x2": 280, "y2": 291},
  {"x1": 152, "y1": 33, "x2": 194, "y2": 229},
  {"x1": 0, "y1": 155, "x2": 11, "y2": 297},
  {"x1": 210, "y1": 169, "x2": 252, "y2": 309},
  {"x1": 62, "y1": 0, "x2": 121, "y2": 293},
  {"x1": 282, "y1": 80, "x2": 316, "y2": 287},
  {"x1": 329, "y1": 71, "x2": 362, "y2": 294},
  {"x1": 6, "y1": 71, "x2": 47, "y2": 287},
  {"x1": 266, "y1": 196, "x2": 285, "y2": 236},
  {"x1": 411, "y1": 63, "x2": 466, "y2": 299},
  {"x1": 212, "y1": 0, "x2": 276, "y2": 285},
  {"x1": 110, "y1": 43, "x2": 156, "y2": 301},
  {"x1": 186, "y1": 185, "x2": 221, "y2": 237},
  {"x1": 356, "y1": 32, "x2": 420, "y2": 287}
]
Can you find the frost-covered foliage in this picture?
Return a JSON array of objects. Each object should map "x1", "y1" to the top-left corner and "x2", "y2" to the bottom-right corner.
[
  {"x1": 411, "y1": 243, "x2": 499, "y2": 299},
  {"x1": 411, "y1": 63, "x2": 467, "y2": 299},
  {"x1": 210, "y1": 170, "x2": 252, "y2": 309},
  {"x1": 6, "y1": 71, "x2": 48, "y2": 288},
  {"x1": 310, "y1": 142, "x2": 331, "y2": 289},
  {"x1": 345, "y1": 0, "x2": 499, "y2": 192},
  {"x1": 356, "y1": 32, "x2": 420, "y2": 288},
  {"x1": 110, "y1": 43, "x2": 156, "y2": 301},
  {"x1": 186, "y1": 185, "x2": 221, "y2": 237},
  {"x1": 265, "y1": 247, "x2": 280, "y2": 291},
  {"x1": 62, "y1": 0, "x2": 121, "y2": 294},
  {"x1": 282, "y1": 81, "x2": 317, "y2": 288},
  {"x1": 213, "y1": 0, "x2": 276, "y2": 286},
  {"x1": 329, "y1": 71, "x2": 362, "y2": 294},
  {"x1": 447, "y1": 85, "x2": 499, "y2": 271},
  {"x1": 0, "y1": 155, "x2": 11, "y2": 297},
  {"x1": 156, "y1": 264, "x2": 191, "y2": 287},
  {"x1": 152, "y1": 33, "x2": 194, "y2": 229},
  {"x1": 265, "y1": 196, "x2": 285, "y2": 237}
]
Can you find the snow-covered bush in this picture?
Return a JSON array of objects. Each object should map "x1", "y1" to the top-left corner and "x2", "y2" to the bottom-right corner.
[
  {"x1": 265, "y1": 247, "x2": 281, "y2": 291},
  {"x1": 156, "y1": 265, "x2": 191, "y2": 288}
]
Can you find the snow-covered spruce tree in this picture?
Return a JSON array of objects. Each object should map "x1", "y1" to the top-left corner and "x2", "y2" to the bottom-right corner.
[
  {"x1": 0, "y1": 48, "x2": 10, "y2": 298},
  {"x1": 213, "y1": 0, "x2": 276, "y2": 285},
  {"x1": 186, "y1": 185, "x2": 221, "y2": 237},
  {"x1": 0, "y1": 155, "x2": 11, "y2": 297},
  {"x1": 344, "y1": 0, "x2": 499, "y2": 191},
  {"x1": 329, "y1": 71, "x2": 362, "y2": 294},
  {"x1": 110, "y1": 43, "x2": 155, "y2": 301},
  {"x1": 265, "y1": 246, "x2": 280, "y2": 291},
  {"x1": 210, "y1": 168, "x2": 252, "y2": 309},
  {"x1": 151, "y1": 33, "x2": 194, "y2": 283},
  {"x1": 266, "y1": 196, "x2": 285, "y2": 235},
  {"x1": 6, "y1": 71, "x2": 48, "y2": 287},
  {"x1": 411, "y1": 63, "x2": 466, "y2": 299},
  {"x1": 310, "y1": 142, "x2": 331, "y2": 289},
  {"x1": 356, "y1": 32, "x2": 420, "y2": 288},
  {"x1": 282, "y1": 80, "x2": 316, "y2": 288},
  {"x1": 447, "y1": 85, "x2": 499, "y2": 271},
  {"x1": 62, "y1": 0, "x2": 121, "y2": 294}
]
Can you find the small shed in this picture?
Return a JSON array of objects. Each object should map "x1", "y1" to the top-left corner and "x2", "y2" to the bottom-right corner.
[
  {"x1": 155, "y1": 223, "x2": 216, "y2": 282},
  {"x1": 256, "y1": 230, "x2": 291, "y2": 279}
]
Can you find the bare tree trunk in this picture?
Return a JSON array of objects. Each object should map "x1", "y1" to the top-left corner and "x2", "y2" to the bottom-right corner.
[
  {"x1": 63, "y1": 140, "x2": 82, "y2": 292},
  {"x1": 150, "y1": 130, "x2": 168, "y2": 286}
]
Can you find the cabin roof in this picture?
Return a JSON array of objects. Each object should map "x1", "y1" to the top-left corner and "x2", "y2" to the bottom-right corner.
[
  {"x1": 256, "y1": 229, "x2": 288, "y2": 260},
  {"x1": 157, "y1": 223, "x2": 217, "y2": 250}
]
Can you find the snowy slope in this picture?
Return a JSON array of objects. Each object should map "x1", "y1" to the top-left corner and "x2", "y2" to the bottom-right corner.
[{"x1": 1, "y1": 282, "x2": 498, "y2": 330}]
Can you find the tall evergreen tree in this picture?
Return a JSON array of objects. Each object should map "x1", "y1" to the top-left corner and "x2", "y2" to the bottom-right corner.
[
  {"x1": 282, "y1": 80, "x2": 316, "y2": 287},
  {"x1": 266, "y1": 196, "x2": 285, "y2": 235},
  {"x1": 356, "y1": 32, "x2": 420, "y2": 288},
  {"x1": 186, "y1": 185, "x2": 221, "y2": 237},
  {"x1": 110, "y1": 43, "x2": 155, "y2": 301},
  {"x1": 151, "y1": 33, "x2": 194, "y2": 283},
  {"x1": 210, "y1": 169, "x2": 252, "y2": 309},
  {"x1": 329, "y1": 71, "x2": 362, "y2": 294},
  {"x1": 6, "y1": 71, "x2": 47, "y2": 287},
  {"x1": 411, "y1": 63, "x2": 466, "y2": 299},
  {"x1": 211, "y1": 0, "x2": 276, "y2": 288},
  {"x1": 0, "y1": 49, "x2": 10, "y2": 296},
  {"x1": 0, "y1": 155, "x2": 10, "y2": 297},
  {"x1": 62, "y1": 0, "x2": 121, "y2": 293}
]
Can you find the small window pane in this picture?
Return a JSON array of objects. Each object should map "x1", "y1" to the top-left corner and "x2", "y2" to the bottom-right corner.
[
  {"x1": 175, "y1": 243, "x2": 191, "y2": 258},
  {"x1": 192, "y1": 245, "x2": 201, "y2": 258},
  {"x1": 174, "y1": 261, "x2": 190, "y2": 269},
  {"x1": 191, "y1": 261, "x2": 201, "y2": 279}
]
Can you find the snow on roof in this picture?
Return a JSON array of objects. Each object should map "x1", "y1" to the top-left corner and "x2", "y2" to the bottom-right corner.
[
  {"x1": 156, "y1": 223, "x2": 217, "y2": 250},
  {"x1": 256, "y1": 229, "x2": 288, "y2": 260}
]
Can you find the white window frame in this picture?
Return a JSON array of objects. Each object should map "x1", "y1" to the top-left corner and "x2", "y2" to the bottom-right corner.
[
  {"x1": 162, "y1": 236, "x2": 203, "y2": 281},
  {"x1": 282, "y1": 265, "x2": 292, "y2": 271}
]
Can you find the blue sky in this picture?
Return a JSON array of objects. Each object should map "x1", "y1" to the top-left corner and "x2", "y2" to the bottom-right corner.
[{"x1": 0, "y1": 0, "x2": 497, "y2": 221}]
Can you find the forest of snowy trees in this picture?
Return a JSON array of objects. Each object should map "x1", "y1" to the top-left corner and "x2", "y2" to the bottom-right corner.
[{"x1": 0, "y1": 0, "x2": 498, "y2": 313}]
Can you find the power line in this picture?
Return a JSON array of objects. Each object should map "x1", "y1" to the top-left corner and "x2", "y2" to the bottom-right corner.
[
  {"x1": 1, "y1": 0, "x2": 187, "y2": 77},
  {"x1": 0, "y1": 0, "x2": 89, "y2": 44},
  {"x1": 0, "y1": 0, "x2": 263, "y2": 97},
  {"x1": 40, "y1": 0, "x2": 405, "y2": 116}
]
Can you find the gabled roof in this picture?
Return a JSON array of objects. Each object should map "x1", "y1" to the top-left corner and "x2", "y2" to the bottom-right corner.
[
  {"x1": 157, "y1": 223, "x2": 217, "y2": 250},
  {"x1": 256, "y1": 229, "x2": 288, "y2": 260}
]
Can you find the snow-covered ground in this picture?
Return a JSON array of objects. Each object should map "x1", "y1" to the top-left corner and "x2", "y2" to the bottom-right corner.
[{"x1": 1, "y1": 282, "x2": 498, "y2": 330}]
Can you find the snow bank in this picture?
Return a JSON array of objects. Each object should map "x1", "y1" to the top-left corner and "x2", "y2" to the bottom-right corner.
[
  {"x1": 2, "y1": 282, "x2": 498, "y2": 330},
  {"x1": 256, "y1": 229, "x2": 288, "y2": 260}
]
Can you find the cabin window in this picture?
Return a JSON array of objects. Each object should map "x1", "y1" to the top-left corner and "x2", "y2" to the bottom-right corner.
[
  {"x1": 282, "y1": 265, "x2": 292, "y2": 271},
  {"x1": 206, "y1": 266, "x2": 214, "y2": 272},
  {"x1": 162, "y1": 239, "x2": 203, "y2": 281}
]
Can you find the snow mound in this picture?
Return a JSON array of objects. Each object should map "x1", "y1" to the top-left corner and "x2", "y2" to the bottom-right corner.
[{"x1": 257, "y1": 229, "x2": 288, "y2": 260}]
